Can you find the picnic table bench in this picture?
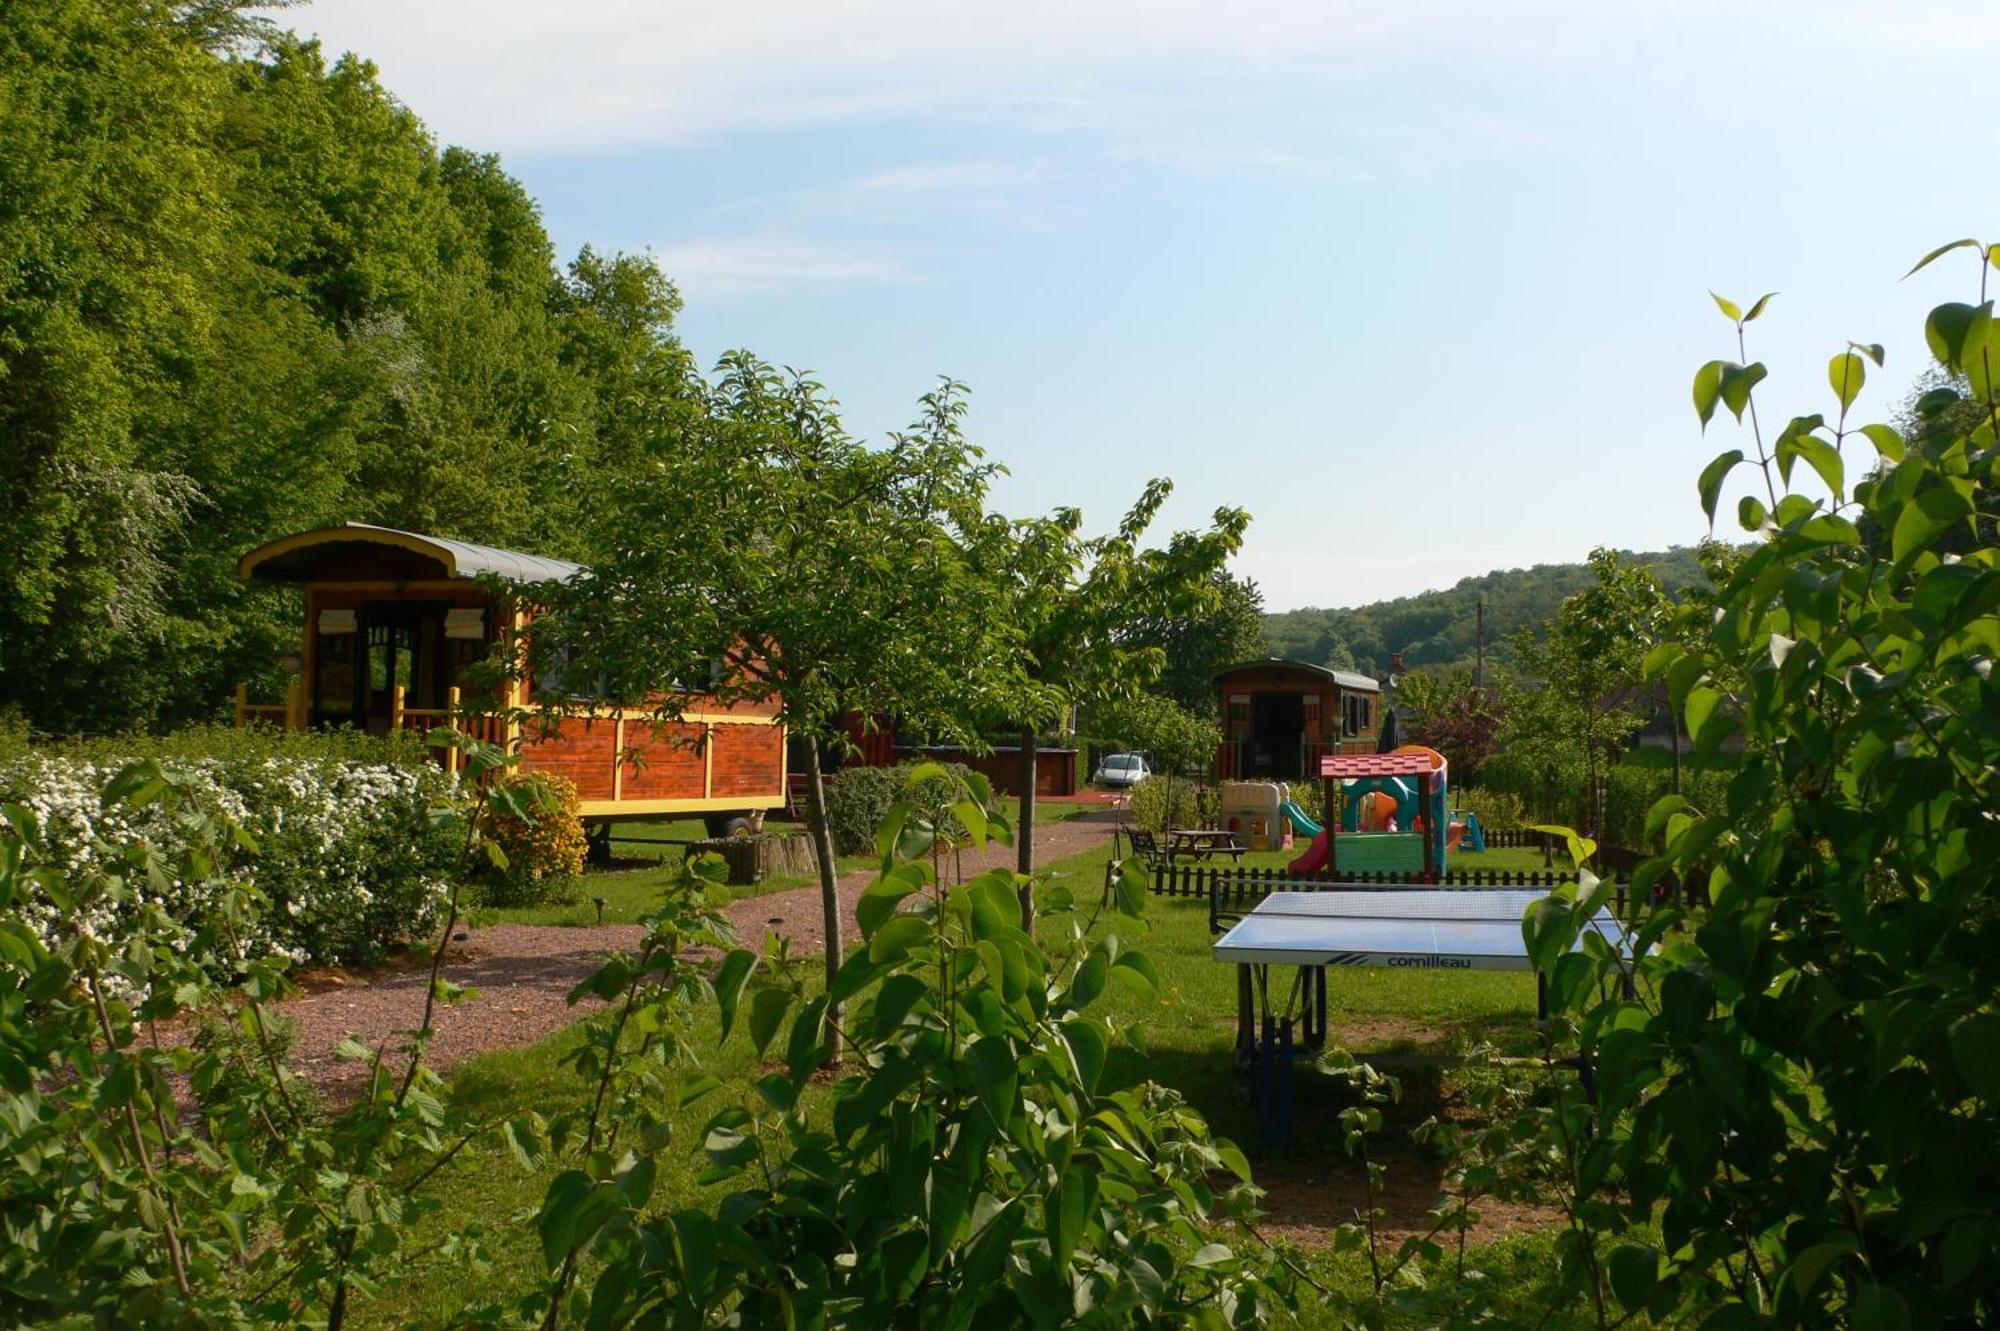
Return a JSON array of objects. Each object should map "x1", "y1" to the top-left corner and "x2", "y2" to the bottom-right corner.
[{"x1": 1165, "y1": 827, "x2": 1246, "y2": 862}]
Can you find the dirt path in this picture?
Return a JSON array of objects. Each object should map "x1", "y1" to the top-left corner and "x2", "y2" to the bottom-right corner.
[{"x1": 280, "y1": 811, "x2": 1124, "y2": 1100}]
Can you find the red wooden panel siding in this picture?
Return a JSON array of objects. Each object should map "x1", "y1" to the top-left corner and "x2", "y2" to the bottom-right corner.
[
  {"x1": 711, "y1": 723, "x2": 785, "y2": 797},
  {"x1": 521, "y1": 717, "x2": 619, "y2": 801},
  {"x1": 620, "y1": 721, "x2": 709, "y2": 799}
]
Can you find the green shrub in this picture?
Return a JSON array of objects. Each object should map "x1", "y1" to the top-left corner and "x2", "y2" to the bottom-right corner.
[
  {"x1": 821, "y1": 760, "x2": 977, "y2": 855},
  {"x1": 478, "y1": 772, "x2": 587, "y2": 907},
  {"x1": 1452, "y1": 784, "x2": 1526, "y2": 834},
  {"x1": 1127, "y1": 774, "x2": 1218, "y2": 832},
  {"x1": 0, "y1": 746, "x2": 459, "y2": 966}
]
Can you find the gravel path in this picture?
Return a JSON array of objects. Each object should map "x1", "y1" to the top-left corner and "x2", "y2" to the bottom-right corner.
[{"x1": 280, "y1": 810, "x2": 1125, "y2": 1099}]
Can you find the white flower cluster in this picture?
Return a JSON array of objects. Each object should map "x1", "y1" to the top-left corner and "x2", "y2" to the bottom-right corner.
[{"x1": 1, "y1": 755, "x2": 462, "y2": 969}]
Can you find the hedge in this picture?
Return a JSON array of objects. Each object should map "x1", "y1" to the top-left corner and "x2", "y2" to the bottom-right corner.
[
  {"x1": 822, "y1": 761, "x2": 979, "y2": 856},
  {"x1": 0, "y1": 747, "x2": 460, "y2": 968}
]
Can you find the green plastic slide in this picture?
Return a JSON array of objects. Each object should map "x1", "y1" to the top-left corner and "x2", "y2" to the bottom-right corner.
[{"x1": 1278, "y1": 799, "x2": 1323, "y2": 839}]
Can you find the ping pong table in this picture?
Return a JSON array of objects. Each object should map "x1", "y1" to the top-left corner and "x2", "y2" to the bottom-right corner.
[{"x1": 1212, "y1": 888, "x2": 1630, "y2": 1145}]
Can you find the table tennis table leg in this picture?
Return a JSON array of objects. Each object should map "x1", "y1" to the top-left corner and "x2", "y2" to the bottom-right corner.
[
  {"x1": 1277, "y1": 1016, "x2": 1295, "y2": 1146},
  {"x1": 1298, "y1": 964, "x2": 1327, "y2": 1050},
  {"x1": 1235, "y1": 964, "x2": 1257, "y2": 1071}
]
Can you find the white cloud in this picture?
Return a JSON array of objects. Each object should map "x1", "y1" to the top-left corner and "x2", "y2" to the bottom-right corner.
[
  {"x1": 278, "y1": 0, "x2": 1661, "y2": 152},
  {"x1": 648, "y1": 237, "x2": 913, "y2": 298}
]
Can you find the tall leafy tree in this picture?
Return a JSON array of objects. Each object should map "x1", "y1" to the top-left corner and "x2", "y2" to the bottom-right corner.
[
  {"x1": 1501, "y1": 547, "x2": 1668, "y2": 830},
  {"x1": 1119, "y1": 570, "x2": 1266, "y2": 717},
  {"x1": 992, "y1": 483, "x2": 1247, "y2": 923},
  {"x1": 0, "y1": 3, "x2": 694, "y2": 732},
  {"x1": 531, "y1": 362, "x2": 1028, "y2": 1058},
  {"x1": 1397, "y1": 667, "x2": 1505, "y2": 782}
]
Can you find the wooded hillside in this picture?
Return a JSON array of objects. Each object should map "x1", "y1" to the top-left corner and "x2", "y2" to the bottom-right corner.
[
  {"x1": 1260, "y1": 547, "x2": 1712, "y2": 679},
  {"x1": 1, "y1": 0, "x2": 692, "y2": 732}
]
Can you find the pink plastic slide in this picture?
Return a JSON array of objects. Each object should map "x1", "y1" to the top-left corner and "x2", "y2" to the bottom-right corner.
[{"x1": 1288, "y1": 828, "x2": 1331, "y2": 875}]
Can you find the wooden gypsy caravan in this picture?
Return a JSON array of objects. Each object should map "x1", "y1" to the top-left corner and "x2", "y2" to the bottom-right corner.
[
  {"x1": 234, "y1": 524, "x2": 787, "y2": 837},
  {"x1": 1213, "y1": 658, "x2": 1382, "y2": 781}
]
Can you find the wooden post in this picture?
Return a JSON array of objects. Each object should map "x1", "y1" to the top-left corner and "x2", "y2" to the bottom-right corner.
[
  {"x1": 612, "y1": 716, "x2": 626, "y2": 801},
  {"x1": 446, "y1": 687, "x2": 462, "y2": 776},
  {"x1": 1324, "y1": 772, "x2": 1337, "y2": 878},
  {"x1": 235, "y1": 683, "x2": 249, "y2": 729},
  {"x1": 1419, "y1": 772, "x2": 1436, "y2": 880},
  {"x1": 390, "y1": 683, "x2": 406, "y2": 735},
  {"x1": 285, "y1": 676, "x2": 306, "y2": 730}
]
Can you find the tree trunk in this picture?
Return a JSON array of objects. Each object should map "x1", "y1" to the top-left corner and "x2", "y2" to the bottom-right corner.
[
  {"x1": 800, "y1": 736, "x2": 843, "y2": 1065},
  {"x1": 1016, "y1": 728, "x2": 1038, "y2": 936}
]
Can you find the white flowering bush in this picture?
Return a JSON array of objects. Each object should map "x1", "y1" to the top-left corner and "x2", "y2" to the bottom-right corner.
[{"x1": 0, "y1": 753, "x2": 460, "y2": 966}]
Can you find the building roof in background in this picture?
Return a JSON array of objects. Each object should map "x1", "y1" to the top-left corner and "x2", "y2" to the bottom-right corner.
[
  {"x1": 237, "y1": 523, "x2": 584, "y2": 585},
  {"x1": 1214, "y1": 658, "x2": 1380, "y2": 693}
]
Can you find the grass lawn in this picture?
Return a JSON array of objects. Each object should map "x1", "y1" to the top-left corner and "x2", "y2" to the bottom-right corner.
[
  {"x1": 363, "y1": 834, "x2": 1599, "y2": 1328},
  {"x1": 475, "y1": 818, "x2": 863, "y2": 928},
  {"x1": 485, "y1": 801, "x2": 1101, "y2": 928}
]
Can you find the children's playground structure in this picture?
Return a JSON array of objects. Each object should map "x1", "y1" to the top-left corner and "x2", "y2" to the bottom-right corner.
[{"x1": 1283, "y1": 745, "x2": 1485, "y2": 878}]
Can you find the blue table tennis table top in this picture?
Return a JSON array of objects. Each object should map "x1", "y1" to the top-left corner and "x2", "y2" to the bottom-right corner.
[{"x1": 1211, "y1": 889, "x2": 1627, "y2": 972}]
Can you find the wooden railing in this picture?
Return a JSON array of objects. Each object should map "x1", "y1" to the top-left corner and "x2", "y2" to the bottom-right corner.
[
  {"x1": 234, "y1": 682, "x2": 503, "y2": 775},
  {"x1": 235, "y1": 681, "x2": 306, "y2": 730}
]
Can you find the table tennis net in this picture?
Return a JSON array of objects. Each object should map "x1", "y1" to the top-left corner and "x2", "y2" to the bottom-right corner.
[{"x1": 1245, "y1": 891, "x2": 1615, "y2": 926}]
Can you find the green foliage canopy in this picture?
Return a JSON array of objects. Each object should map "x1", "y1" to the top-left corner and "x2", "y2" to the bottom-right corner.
[{"x1": 0, "y1": 1, "x2": 686, "y2": 733}]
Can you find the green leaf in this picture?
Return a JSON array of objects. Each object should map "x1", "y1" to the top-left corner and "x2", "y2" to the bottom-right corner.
[
  {"x1": 1743, "y1": 291, "x2": 1776, "y2": 322},
  {"x1": 1061, "y1": 1018, "x2": 1108, "y2": 1095},
  {"x1": 1853, "y1": 1283, "x2": 1910, "y2": 1331},
  {"x1": 1828, "y1": 352, "x2": 1865, "y2": 411},
  {"x1": 1605, "y1": 1245, "x2": 1659, "y2": 1310},
  {"x1": 1710, "y1": 291, "x2": 1742, "y2": 322},
  {"x1": 1737, "y1": 495, "x2": 1767, "y2": 531},
  {"x1": 856, "y1": 865, "x2": 925, "y2": 938},
  {"x1": 1698, "y1": 450, "x2": 1744, "y2": 526},
  {"x1": 867, "y1": 914, "x2": 932, "y2": 964},
  {"x1": 1905, "y1": 237, "x2": 1980, "y2": 277},
  {"x1": 1964, "y1": 310, "x2": 1999, "y2": 403},
  {"x1": 876, "y1": 801, "x2": 912, "y2": 864},
  {"x1": 1692, "y1": 361, "x2": 1727, "y2": 428},
  {"x1": 1925, "y1": 301, "x2": 1982, "y2": 369},
  {"x1": 1891, "y1": 485, "x2": 1974, "y2": 565},
  {"x1": 965, "y1": 1036, "x2": 1018, "y2": 1130},
  {"x1": 1949, "y1": 1014, "x2": 2000, "y2": 1099},
  {"x1": 1046, "y1": 1170, "x2": 1098, "y2": 1270},
  {"x1": 1720, "y1": 362, "x2": 1766, "y2": 420},
  {"x1": 1067, "y1": 948, "x2": 1109, "y2": 1011},
  {"x1": 1793, "y1": 434, "x2": 1844, "y2": 500},
  {"x1": 747, "y1": 987, "x2": 791, "y2": 1057},
  {"x1": 713, "y1": 949, "x2": 756, "y2": 1040},
  {"x1": 1860, "y1": 423, "x2": 1906, "y2": 461},
  {"x1": 504, "y1": 1111, "x2": 552, "y2": 1159},
  {"x1": 1785, "y1": 1232, "x2": 1860, "y2": 1300}
]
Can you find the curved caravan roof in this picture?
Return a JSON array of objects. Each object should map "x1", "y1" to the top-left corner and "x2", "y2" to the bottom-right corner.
[
  {"x1": 1213, "y1": 657, "x2": 1380, "y2": 693},
  {"x1": 237, "y1": 524, "x2": 584, "y2": 585}
]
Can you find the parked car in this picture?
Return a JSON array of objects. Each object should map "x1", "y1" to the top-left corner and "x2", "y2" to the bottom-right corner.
[{"x1": 1093, "y1": 752, "x2": 1150, "y2": 788}]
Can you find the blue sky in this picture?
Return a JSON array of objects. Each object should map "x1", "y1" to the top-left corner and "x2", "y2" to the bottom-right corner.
[{"x1": 295, "y1": 1, "x2": 2000, "y2": 609}]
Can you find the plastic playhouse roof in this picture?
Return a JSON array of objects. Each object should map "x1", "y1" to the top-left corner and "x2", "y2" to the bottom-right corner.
[
  {"x1": 238, "y1": 524, "x2": 584, "y2": 585},
  {"x1": 1319, "y1": 751, "x2": 1442, "y2": 779},
  {"x1": 1213, "y1": 658, "x2": 1380, "y2": 692}
]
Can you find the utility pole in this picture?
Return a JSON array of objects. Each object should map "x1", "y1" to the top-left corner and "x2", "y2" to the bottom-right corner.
[{"x1": 1474, "y1": 597, "x2": 1486, "y2": 692}]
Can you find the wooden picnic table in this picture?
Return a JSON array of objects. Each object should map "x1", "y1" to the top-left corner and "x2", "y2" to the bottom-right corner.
[{"x1": 1166, "y1": 828, "x2": 1246, "y2": 862}]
